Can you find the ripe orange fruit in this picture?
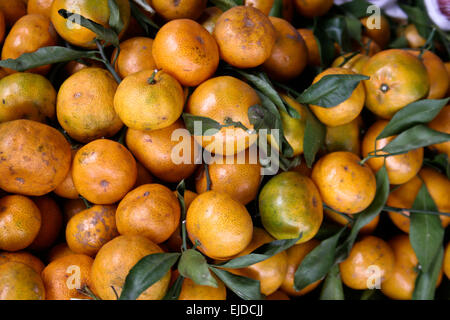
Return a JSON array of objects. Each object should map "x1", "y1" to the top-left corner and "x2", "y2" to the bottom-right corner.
[
  {"x1": 0, "y1": 10, "x2": 5, "y2": 44},
  {"x1": 63, "y1": 58, "x2": 105, "y2": 76},
  {"x1": 360, "y1": 15, "x2": 391, "y2": 49},
  {"x1": 353, "y1": 36, "x2": 381, "y2": 57},
  {"x1": 41, "y1": 254, "x2": 94, "y2": 300},
  {"x1": 0, "y1": 0, "x2": 27, "y2": 27},
  {"x1": 445, "y1": 62, "x2": 450, "y2": 96},
  {"x1": 331, "y1": 53, "x2": 370, "y2": 74},
  {"x1": 297, "y1": 28, "x2": 320, "y2": 66},
  {"x1": 0, "y1": 251, "x2": 45, "y2": 274},
  {"x1": 213, "y1": 6, "x2": 276, "y2": 68},
  {"x1": 325, "y1": 207, "x2": 379, "y2": 235},
  {"x1": 293, "y1": 0, "x2": 333, "y2": 17},
  {"x1": 27, "y1": 0, "x2": 54, "y2": 18},
  {"x1": 362, "y1": 120, "x2": 424, "y2": 185},
  {"x1": 259, "y1": 171, "x2": 323, "y2": 243},
  {"x1": 91, "y1": 235, "x2": 171, "y2": 300},
  {"x1": 112, "y1": 37, "x2": 156, "y2": 79},
  {"x1": 262, "y1": 17, "x2": 308, "y2": 82},
  {"x1": 62, "y1": 198, "x2": 87, "y2": 224},
  {"x1": 47, "y1": 243, "x2": 76, "y2": 262},
  {"x1": 114, "y1": 70, "x2": 184, "y2": 131},
  {"x1": 186, "y1": 76, "x2": 259, "y2": 155},
  {"x1": 363, "y1": 49, "x2": 429, "y2": 119},
  {"x1": 198, "y1": 6, "x2": 222, "y2": 34},
  {"x1": 312, "y1": 151, "x2": 376, "y2": 214},
  {"x1": 402, "y1": 24, "x2": 426, "y2": 49},
  {"x1": 445, "y1": 242, "x2": 450, "y2": 280},
  {"x1": 186, "y1": 191, "x2": 253, "y2": 260},
  {"x1": 72, "y1": 139, "x2": 137, "y2": 204},
  {"x1": 0, "y1": 119, "x2": 71, "y2": 196},
  {"x1": 54, "y1": 148, "x2": 79, "y2": 200},
  {"x1": 310, "y1": 68, "x2": 365, "y2": 127},
  {"x1": 152, "y1": 19, "x2": 219, "y2": 87},
  {"x1": 339, "y1": 235, "x2": 395, "y2": 290},
  {"x1": 66, "y1": 205, "x2": 118, "y2": 256},
  {"x1": 281, "y1": 240, "x2": 322, "y2": 296},
  {"x1": 151, "y1": 0, "x2": 207, "y2": 21},
  {"x1": 428, "y1": 105, "x2": 450, "y2": 157},
  {"x1": 0, "y1": 261, "x2": 45, "y2": 300},
  {"x1": 245, "y1": 0, "x2": 294, "y2": 21},
  {"x1": 133, "y1": 162, "x2": 154, "y2": 188},
  {"x1": 325, "y1": 116, "x2": 362, "y2": 155},
  {"x1": 172, "y1": 271, "x2": 227, "y2": 300}
]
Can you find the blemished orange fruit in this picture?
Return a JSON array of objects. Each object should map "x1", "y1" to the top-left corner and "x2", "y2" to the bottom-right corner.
[
  {"x1": 293, "y1": 0, "x2": 333, "y2": 17},
  {"x1": 259, "y1": 171, "x2": 323, "y2": 244},
  {"x1": 363, "y1": 49, "x2": 430, "y2": 119},
  {"x1": 444, "y1": 242, "x2": 450, "y2": 280},
  {"x1": 62, "y1": 198, "x2": 87, "y2": 224},
  {"x1": 297, "y1": 28, "x2": 320, "y2": 66},
  {"x1": 339, "y1": 236, "x2": 395, "y2": 290},
  {"x1": 312, "y1": 151, "x2": 376, "y2": 214},
  {"x1": 66, "y1": 205, "x2": 118, "y2": 256},
  {"x1": 331, "y1": 53, "x2": 370, "y2": 74},
  {"x1": 281, "y1": 240, "x2": 322, "y2": 296},
  {"x1": 403, "y1": 24, "x2": 426, "y2": 49},
  {"x1": 195, "y1": 150, "x2": 261, "y2": 206},
  {"x1": 360, "y1": 15, "x2": 391, "y2": 49},
  {"x1": 382, "y1": 234, "x2": 443, "y2": 300},
  {"x1": 0, "y1": 261, "x2": 45, "y2": 300},
  {"x1": 266, "y1": 290, "x2": 290, "y2": 300},
  {"x1": 28, "y1": 196, "x2": 63, "y2": 251},
  {"x1": 198, "y1": 6, "x2": 222, "y2": 34},
  {"x1": 223, "y1": 227, "x2": 288, "y2": 296},
  {"x1": 72, "y1": 139, "x2": 137, "y2": 204},
  {"x1": 262, "y1": 17, "x2": 308, "y2": 82},
  {"x1": 57, "y1": 68, "x2": 123, "y2": 143},
  {"x1": 174, "y1": 272, "x2": 227, "y2": 300},
  {"x1": 409, "y1": 50, "x2": 449, "y2": 99},
  {"x1": 152, "y1": 19, "x2": 219, "y2": 87},
  {"x1": 310, "y1": 68, "x2": 365, "y2": 127},
  {"x1": 91, "y1": 235, "x2": 171, "y2": 300},
  {"x1": 0, "y1": 10, "x2": 5, "y2": 44},
  {"x1": 186, "y1": 76, "x2": 259, "y2": 155},
  {"x1": 114, "y1": 70, "x2": 184, "y2": 131},
  {"x1": 54, "y1": 148, "x2": 79, "y2": 200},
  {"x1": 0, "y1": 72, "x2": 56, "y2": 123},
  {"x1": 0, "y1": 195, "x2": 41, "y2": 252},
  {"x1": 428, "y1": 105, "x2": 450, "y2": 157},
  {"x1": 186, "y1": 191, "x2": 253, "y2": 260},
  {"x1": 213, "y1": 6, "x2": 276, "y2": 68},
  {"x1": 27, "y1": 0, "x2": 54, "y2": 18},
  {"x1": 362, "y1": 120, "x2": 424, "y2": 185},
  {"x1": 41, "y1": 254, "x2": 94, "y2": 300},
  {"x1": 152, "y1": 0, "x2": 206, "y2": 21},
  {"x1": 0, "y1": 0, "x2": 27, "y2": 28},
  {"x1": 1, "y1": 14, "x2": 58, "y2": 74},
  {"x1": 116, "y1": 184, "x2": 180, "y2": 244},
  {"x1": 325, "y1": 116, "x2": 361, "y2": 156},
  {"x1": 112, "y1": 37, "x2": 157, "y2": 79},
  {"x1": 125, "y1": 120, "x2": 198, "y2": 183},
  {"x1": 47, "y1": 243, "x2": 76, "y2": 262},
  {"x1": 0, "y1": 251, "x2": 45, "y2": 274},
  {"x1": 50, "y1": 0, "x2": 130, "y2": 49}
]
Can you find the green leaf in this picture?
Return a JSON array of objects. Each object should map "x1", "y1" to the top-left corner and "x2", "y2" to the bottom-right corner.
[
  {"x1": 209, "y1": 266, "x2": 263, "y2": 300},
  {"x1": 163, "y1": 275, "x2": 184, "y2": 300},
  {"x1": 119, "y1": 252, "x2": 180, "y2": 300},
  {"x1": 269, "y1": 0, "x2": 283, "y2": 17},
  {"x1": 108, "y1": 0, "x2": 124, "y2": 34},
  {"x1": 0, "y1": 46, "x2": 100, "y2": 72},
  {"x1": 344, "y1": 15, "x2": 362, "y2": 43},
  {"x1": 58, "y1": 9, "x2": 119, "y2": 46},
  {"x1": 324, "y1": 16, "x2": 351, "y2": 53},
  {"x1": 399, "y1": 3, "x2": 431, "y2": 39},
  {"x1": 313, "y1": 20, "x2": 336, "y2": 67},
  {"x1": 178, "y1": 249, "x2": 218, "y2": 287},
  {"x1": 409, "y1": 183, "x2": 444, "y2": 273},
  {"x1": 389, "y1": 36, "x2": 409, "y2": 49},
  {"x1": 129, "y1": 2, "x2": 159, "y2": 35},
  {"x1": 377, "y1": 98, "x2": 449, "y2": 139},
  {"x1": 296, "y1": 74, "x2": 369, "y2": 108},
  {"x1": 209, "y1": 0, "x2": 238, "y2": 11},
  {"x1": 294, "y1": 226, "x2": 347, "y2": 291},
  {"x1": 132, "y1": 0, "x2": 156, "y2": 15},
  {"x1": 182, "y1": 113, "x2": 222, "y2": 136},
  {"x1": 381, "y1": 125, "x2": 450, "y2": 154},
  {"x1": 176, "y1": 180, "x2": 188, "y2": 251},
  {"x1": 214, "y1": 233, "x2": 302, "y2": 269},
  {"x1": 319, "y1": 264, "x2": 345, "y2": 300},
  {"x1": 339, "y1": 0, "x2": 373, "y2": 18},
  {"x1": 303, "y1": 107, "x2": 326, "y2": 168},
  {"x1": 412, "y1": 246, "x2": 444, "y2": 300},
  {"x1": 423, "y1": 154, "x2": 450, "y2": 179}
]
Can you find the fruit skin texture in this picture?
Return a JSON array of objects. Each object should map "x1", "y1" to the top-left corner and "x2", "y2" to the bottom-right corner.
[
  {"x1": 445, "y1": 242, "x2": 450, "y2": 280},
  {"x1": 57, "y1": 68, "x2": 123, "y2": 143},
  {"x1": 174, "y1": 271, "x2": 227, "y2": 300},
  {"x1": 325, "y1": 116, "x2": 361, "y2": 155},
  {"x1": 262, "y1": 17, "x2": 308, "y2": 82},
  {"x1": 0, "y1": 0, "x2": 27, "y2": 28},
  {"x1": 112, "y1": 37, "x2": 156, "y2": 79},
  {"x1": 294, "y1": 0, "x2": 333, "y2": 17},
  {"x1": 0, "y1": 251, "x2": 45, "y2": 274},
  {"x1": 223, "y1": 227, "x2": 288, "y2": 296},
  {"x1": 213, "y1": 6, "x2": 276, "y2": 69},
  {"x1": 66, "y1": 205, "x2": 119, "y2": 257},
  {"x1": 114, "y1": 70, "x2": 184, "y2": 131},
  {"x1": 362, "y1": 120, "x2": 424, "y2": 185},
  {"x1": 1, "y1": 14, "x2": 58, "y2": 75},
  {"x1": 310, "y1": 68, "x2": 365, "y2": 127},
  {"x1": 363, "y1": 49, "x2": 429, "y2": 119},
  {"x1": 91, "y1": 235, "x2": 171, "y2": 300},
  {"x1": 151, "y1": 0, "x2": 207, "y2": 21},
  {"x1": 245, "y1": 0, "x2": 293, "y2": 21},
  {"x1": 312, "y1": 151, "x2": 376, "y2": 214},
  {"x1": 259, "y1": 171, "x2": 323, "y2": 244},
  {"x1": 186, "y1": 191, "x2": 253, "y2": 260},
  {"x1": 186, "y1": 76, "x2": 259, "y2": 155},
  {"x1": 281, "y1": 240, "x2": 322, "y2": 296},
  {"x1": 428, "y1": 105, "x2": 450, "y2": 157},
  {"x1": 331, "y1": 53, "x2": 370, "y2": 74},
  {"x1": 41, "y1": 254, "x2": 94, "y2": 300},
  {"x1": 116, "y1": 184, "x2": 180, "y2": 244},
  {"x1": 47, "y1": 243, "x2": 76, "y2": 262},
  {"x1": 0, "y1": 119, "x2": 71, "y2": 196},
  {"x1": 339, "y1": 236, "x2": 395, "y2": 290},
  {"x1": 0, "y1": 72, "x2": 56, "y2": 123},
  {"x1": 198, "y1": 6, "x2": 222, "y2": 34},
  {"x1": 54, "y1": 148, "x2": 79, "y2": 200},
  {"x1": 50, "y1": 0, "x2": 130, "y2": 49},
  {"x1": 27, "y1": 0, "x2": 54, "y2": 18},
  {"x1": 297, "y1": 28, "x2": 320, "y2": 66},
  {"x1": 152, "y1": 19, "x2": 219, "y2": 87},
  {"x1": 72, "y1": 139, "x2": 137, "y2": 205},
  {"x1": 0, "y1": 261, "x2": 45, "y2": 300}
]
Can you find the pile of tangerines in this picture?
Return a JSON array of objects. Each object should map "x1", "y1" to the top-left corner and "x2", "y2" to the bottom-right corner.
[{"x1": 0, "y1": 0, "x2": 449, "y2": 301}]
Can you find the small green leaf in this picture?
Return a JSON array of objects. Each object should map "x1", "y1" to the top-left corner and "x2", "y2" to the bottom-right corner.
[
  {"x1": 423, "y1": 154, "x2": 450, "y2": 179},
  {"x1": 209, "y1": 0, "x2": 238, "y2": 11},
  {"x1": 182, "y1": 113, "x2": 222, "y2": 136},
  {"x1": 269, "y1": 0, "x2": 283, "y2": 17},
  {"x1": 209, "y1": 266, "x2": 263, "y2": 300},
  {"x1": 324, "y1": 16, "x2": 351, "y2": 53},
  {"x1": 296, "y1": 74, "x2": 369, "y2": 108},
  {"x1": 313, "y1": 20, "x2": 336, "y2": 67},
  {"x1": 389, "y1": 36, "x2": 409, "y2": 49},
  {"x1": 119, "y1": 252, "x2": 180, "y2": 300},
  {"x1": 178, "y1": 249, "x2": 218, "y2": 288},
  {"x1": 163, "y1": 275, "x2": 184, "y2": 300},
  {"x1": 319, "y1": 264, "x2": 345, "y2": 300},
  {"x1": 303, "y1": 107, "x2": 326, "y2": 168},
  {"x1": 0, "y1": 46, "x2": 100, "y2": 72},
  {"x1": 377, "y1": 98, "x2": 449, "y2": 139},
  {"x1": 108, "y1": 0, "x2": 124, "y2": 34},
  {"x1": 339, "y1": 0, "x2": 373, "y2": 18},
  {"x1": 344, "y1": 15, "x2": 362, "y2": 43},
  {"x1": 412, "y1": 246, "x2": 444, "y2": 300},
  {"x1": 176, "y1": 180, "x2": 187, "y2": 252}
]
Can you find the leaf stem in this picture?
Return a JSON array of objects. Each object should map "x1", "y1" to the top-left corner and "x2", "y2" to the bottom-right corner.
[
  {"x1": 383, "y1": 206, "x2": 450, "y2": 218},
  {"x1": 95, "y1": 39, "x2": 122, "y2": 84},
  {"x1": 323, "y1": 204, "x2": 355, "y2": 223}
]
